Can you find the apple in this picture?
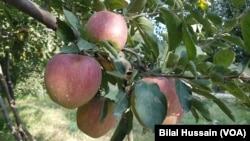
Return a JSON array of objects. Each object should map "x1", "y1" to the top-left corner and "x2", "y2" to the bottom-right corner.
[
  {"x1": 140, "y1": 77, "x2": 184, "y2": 124},
  {"x1": 44, "y1": 53, "x2": 102, "y2": 109},
  {"x1": 76, "y1": 97, "x2": 117, "y2": 138},
  {"x1": 86, "y1": 11, "x2": 128, "y2": 51}
]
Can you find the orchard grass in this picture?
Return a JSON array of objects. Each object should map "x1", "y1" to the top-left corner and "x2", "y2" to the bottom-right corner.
[{"x1": 1, "y1": 92, "x2": 249, "y2": 141}]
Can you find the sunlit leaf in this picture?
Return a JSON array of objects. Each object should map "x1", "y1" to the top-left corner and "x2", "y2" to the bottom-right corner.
[
  {"x1": 135, "y1": 17, "x2": 154, "y2": 32},
  {"x1": 221, "y1": 35, "x2": 246, "y2": 49},
  {"x1": 213, "y1": 48, "x2": 235, "y2": 67}
]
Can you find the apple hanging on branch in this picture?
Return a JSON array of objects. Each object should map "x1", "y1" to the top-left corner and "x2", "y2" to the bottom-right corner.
[
  {"x1": 86, "y1": 10, "x2": 128, "y2": 52},
  {"x1": 44, "y1": 53, "x2": 102, "y2": 109},
  {"x1": 76, "y1": 96, "x2": 117, "y2": 138}
]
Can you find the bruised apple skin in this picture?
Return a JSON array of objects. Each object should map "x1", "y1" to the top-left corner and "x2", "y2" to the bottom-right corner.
[
  {"x1": 141, "y1": 77, "x2": 184, "y2": 124},
  {"x1": 76, "y1": 97, "x2": 116, "y2": 138},
  {"x1": 44, "y1": 54, "x2": 102, "y2": 109},
  {"x1": 86, "y1": 11, "x2": 128, "y2": 51}
]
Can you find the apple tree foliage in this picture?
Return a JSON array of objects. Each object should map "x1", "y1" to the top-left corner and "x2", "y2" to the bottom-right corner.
[{"x1": 1, "y1": 0, "x2": 250, "y2": 140}]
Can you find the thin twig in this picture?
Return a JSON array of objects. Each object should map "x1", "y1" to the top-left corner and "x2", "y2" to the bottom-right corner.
[
  {"x1": 0, "y1": 65, "x2": 35, "y2": 141},
  {"x1": 0, "y1": 96, "x2": 21, "y2": 141}
]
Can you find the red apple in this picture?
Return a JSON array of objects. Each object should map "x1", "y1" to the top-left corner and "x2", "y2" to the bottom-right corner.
[
  {"x1": 86, "y1": 11, "x2": 128, "y2": 51},
  {"x1": 141, "y1": 77, "x2": 184, "y2": 124},
  {"x1": 44, "y1": 53, "x2": 102, "y2": 109},
  {"x1": 76, "y1": 97, "x2": 117, "y2": 138}
]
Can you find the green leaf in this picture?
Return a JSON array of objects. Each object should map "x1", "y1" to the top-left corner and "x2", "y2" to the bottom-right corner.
[
  {"x1": 207, "y1": 12, "x2": 222, "y2": 27},
  {"x1": 111, "y1": 110, "x2": 133, "y2": 141},
  {"x1": 192, "y1": 88, "x2": 235, "y2": 122},
  {"x1": 223, "y1": 81, "x2": 249, "y2": 102},
  {"x1": 60, "y1": 45, "x2": 78, "y2": 54},
  {"x1": 134, "y1": 17, "x2": 159, "y2": 58},
  {"x1": 77, "y1": 38, "x2": 98, "y2": 51},
  {"x1": 165, "y1": 0, "x2": 183, "y2": 9},
  {"x1": 106, "y1": 71, "x2": 125, "y2": 79},
  {"x1": 104, "y1": 82, "x2": 120, "y2": 101},
  {"x1": 213, "y1": 48, "x2": 235, "y2": 67},
  {"x1": 186, "y1": 61, "x2": 198, "y2": 78},
  {"x1": 126, "y1": 0, "x2": 147, "y2": 14},
  {"x1": 190, "y1": 107, "x2": 200, "y2": 123},
  {"x1": 191, "y1": 97, "x2": 212, "y2": 121},
  {"x1": 182, "y1": 23, "x2": 197, "y2": 60},
  {"x1": 166, "y1": 53, "x2": 179, "y2": 68},
  {"x1": 221, "y1": 35, "x2": 246, "y2": 49},
  {"x1": 189, "y1": 8, "x2": 213, "y2": 34},
  {"x1": 63, "y1": 8, "x2": 81, "y2": 30},
  {"x1": 114, "y1": 91, "x2": 129, "y2": 116},
  {"x1": 135, "y1": 17, "x2": 154, "y2": 32},
  {"x1": 56, "y1": 19, "x2": 76, "y2": 43},
  {"x1": 189, "y1": 79, "x2": 213, "y2": 93},
  {"x1": 175, "y1": 79, "x2": 192, "y2": 113},
  {"x1": 105, "y1": 0, "x2": 128, "y2": 10},
  {"x1": 231, "y1": 0, "x2": 246, "y2": 9},
  {"x1": 132, "y1": 81, "x2": 167, "y2": 131},
  {"x1": 240, "y1": 9, "x2": 250, "y2": 53},
  {"x1": 160, "y1": 7, "x2": 182, "y2": 51},
  {"x1": 223, "y1": 18, "x2": 238, "y2": 32}
]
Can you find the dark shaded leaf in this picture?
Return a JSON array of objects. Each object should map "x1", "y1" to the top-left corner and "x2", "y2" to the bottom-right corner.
[
  {"x1": 56, "y1": 19, "x2": 76, "y2": 43},
  {"x1": 175, "y1": 79, "x2": 192, "y2": 113},
  {"x1": 192, "y1": 88, "x2": 235, "y2": 122},
  {"x1": 160, "y1": 7, "x2": 182, "y2": 51},
  {"x1": 111, "y1": 110, "x2": 133, "y2": 141},
  {"x1": 191, "y1": 97, "x2": 212, "y2": 121},
  {"x1": 126, "y1": 0, "x2": 147, "y2": 14},
  {"x1": 240, "y1": 9, "x2": 250, "y2": 53},
  {"x1": 131, "y1": 81, "x2": 167, "y2": 131},
  {"x1": 63, "y1": 8, "x2": 81, "y2": 30},
  {"x1": 114, "y1": 91, "x2": 129, "y2": 116}
]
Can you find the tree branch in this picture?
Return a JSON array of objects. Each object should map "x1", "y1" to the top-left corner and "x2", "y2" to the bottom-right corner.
[
  {"x1": 3, "y1": 0, "x2": 57, "y2": 30},
  {"x1": 0, "y1": 96, "x2": 21, "y2": 140},
  {"x1": 0, "y1": 65, "x2": 35, "y2": 141}
]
